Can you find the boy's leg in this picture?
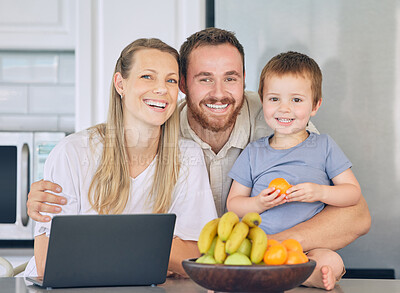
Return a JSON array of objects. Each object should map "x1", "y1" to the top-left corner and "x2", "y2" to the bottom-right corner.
[{"x1": 302, "y1": 248, "x2": 345, "y2": 290}]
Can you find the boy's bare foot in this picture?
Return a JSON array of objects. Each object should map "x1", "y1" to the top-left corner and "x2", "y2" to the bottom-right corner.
[
  {"x1": 303, "y1": 265, "x2": 336, "y2": 290},
  {"x1": 321, "y1": 265, "x2": 336, "y2": 290}
]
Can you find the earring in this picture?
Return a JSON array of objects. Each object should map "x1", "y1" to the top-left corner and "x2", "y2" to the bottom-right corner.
[{"x1": 120, "y1": 95, "x2": 123, "y2": 99}]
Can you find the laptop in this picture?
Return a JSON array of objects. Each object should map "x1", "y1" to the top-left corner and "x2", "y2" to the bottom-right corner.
[{"x1": 26, "y1": 213, "x2": 176, "y2": 289}]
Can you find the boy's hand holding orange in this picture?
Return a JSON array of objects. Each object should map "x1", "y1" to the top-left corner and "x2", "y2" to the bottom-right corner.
[
  {"x1": 255, "y1": 187, "x2": 285, "y2": 212},
  {"x1": 284, "y1": 182, "x2": 324, "y2": 203},
  {"x1": 254, "y1": 178, "x2": 291, "y2": 212},
  {"x1": 268, "y1": 178, "x2": 292, "y2": 198}
]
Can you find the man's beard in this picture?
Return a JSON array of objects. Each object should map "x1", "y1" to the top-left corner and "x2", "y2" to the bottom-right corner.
[{"x1": 186, "y1": 90, "x2": 245, "y2": 133}]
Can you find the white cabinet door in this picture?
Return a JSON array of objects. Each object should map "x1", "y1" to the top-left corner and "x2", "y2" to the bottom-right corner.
[
  {"x1": 0, "y1": 0, "x2": 76, "y2": 50},
  {"x1": 74, "y1": 0, "x2": 205, "y2": 131}
]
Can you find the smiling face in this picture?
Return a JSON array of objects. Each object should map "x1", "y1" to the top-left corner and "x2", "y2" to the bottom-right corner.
[
  {"x1": 262, "y1": 73, "x2": 321, "y2": 138},
  {"x1": 114, "y1": 49, "x2": 179, "y2": 130},
  {"x1": 182, "y1": 44, "x2": 245, "y2": 133}
]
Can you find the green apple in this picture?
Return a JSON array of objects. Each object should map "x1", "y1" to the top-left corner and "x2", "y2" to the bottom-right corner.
[
  {"x1": 196, "y1": 254, "x2": 217, "y2": 264},
  {"x1": 224, "y1": 252, "x2": 252, "y2": 265},
  {"x1": 237, "y1": 238, "x2": 252, "y2": 257}
]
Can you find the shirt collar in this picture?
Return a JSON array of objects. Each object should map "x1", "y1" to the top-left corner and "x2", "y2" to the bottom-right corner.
[
  {"x1": 179, "y1": 99, "x2": 212, "y2": 150},
  {"x1": 228, "y1": 96, "x2": 250, "y2": 150}
]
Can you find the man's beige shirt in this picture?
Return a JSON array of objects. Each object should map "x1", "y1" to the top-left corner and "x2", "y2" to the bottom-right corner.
[{"x1": 179, "y1": 91, "x2": 318, "y2": 216}]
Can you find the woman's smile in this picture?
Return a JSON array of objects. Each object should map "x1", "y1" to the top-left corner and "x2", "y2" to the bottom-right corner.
[{"x1": 143, "y1": 99, "x2": 168, "y2": 111}]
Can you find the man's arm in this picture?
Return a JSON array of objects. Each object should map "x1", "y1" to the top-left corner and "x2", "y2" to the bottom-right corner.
[
  {"x1": 27, "y1": 180, "x2": 67, "y2": 222},
  {"x1": 271, "y1": 195, "x2": 371, "y2": 252},
  {"x1": 168, "y1": 237, "x2": 200, "y2": 277}
]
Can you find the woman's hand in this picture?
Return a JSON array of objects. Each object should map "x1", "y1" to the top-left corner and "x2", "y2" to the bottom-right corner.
[
  {"x1": 168, "y1": 237, "x2": 199, "y2": 277},
  {"x1": 27, "y1": 180, "x2": 67, "y2": 222},
  {"x1": 34, "y1": 234, "x2": 50, "y2": 277}
]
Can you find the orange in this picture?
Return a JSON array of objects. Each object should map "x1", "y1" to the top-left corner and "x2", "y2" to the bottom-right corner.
[
  {"x1": 267, "y1": 239, "x2": 280, "y2": 249},
  {"x1": 281, "y1": 239, "x2": 303, "y2": 253},
  {"x1": 268, "y1": 178, "x2": 292, "y2": 196},
  {"x1": 263, "y1": 243, "x2": 288, "y2": 265},
  {"x1": 285, "y1": 251, "x2": 309, "y2": 265}
]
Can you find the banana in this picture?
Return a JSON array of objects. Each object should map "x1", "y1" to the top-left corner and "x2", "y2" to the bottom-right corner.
[
  {"x1": 206, "y1": 236, "x2": 218, "y2": 256},
  {"x1": 225, "y1": 222, "x2": 249, "y2": 255},
  {"x1": 218, "y1": 211, "x2": 239, "y2": 242},
  {"x1": 248, "y1": 226, "x2": 268, "y2": 264},
  {"x1": 214, "y1": 237, "x2": 227, "y2": 263},
  {"x1": 197, "y1": 218, "x2": 220, "y2": 254},
  {"x1": 241, "y1": 212, "x2": 262, "y2": 228}
]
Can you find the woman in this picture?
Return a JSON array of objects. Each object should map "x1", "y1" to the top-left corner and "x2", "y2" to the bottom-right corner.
[{"x1": 24, "y1": 38, "x2": 217, "y2": 277}]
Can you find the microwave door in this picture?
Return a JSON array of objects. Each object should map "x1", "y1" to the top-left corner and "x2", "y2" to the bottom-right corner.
[
  {"x1": 0, "y1": 146, "x2": 17, "y2": 224},
  {"x1": 0, "y1": 132, "x2": 33, "y2": 240}
]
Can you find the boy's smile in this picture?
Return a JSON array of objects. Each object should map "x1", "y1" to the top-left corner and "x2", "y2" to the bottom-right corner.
[{"x1": 276, "y1": 117, "x2": 295, "y2": 126}]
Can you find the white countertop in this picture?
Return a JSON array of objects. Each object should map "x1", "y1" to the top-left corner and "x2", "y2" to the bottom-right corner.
[{"x1": 0, "y1": 277, "x2": 400, "y2": 293}]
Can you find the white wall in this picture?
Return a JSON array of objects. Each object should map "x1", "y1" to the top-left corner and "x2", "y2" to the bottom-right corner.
[
  {"x1": 216, "y1": 0, "x2": 400, "y2": 278},
  {"x1": 0, "y1": 51, "x2": 75, "y2": 132},
  {"x1": 75, "y1": 0, "x2": 205, "y2": 131}
]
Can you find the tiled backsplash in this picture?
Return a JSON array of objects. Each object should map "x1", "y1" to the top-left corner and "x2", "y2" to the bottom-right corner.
[{"x1": 0, "y1": 51, "x2": 75, "y2": 132}]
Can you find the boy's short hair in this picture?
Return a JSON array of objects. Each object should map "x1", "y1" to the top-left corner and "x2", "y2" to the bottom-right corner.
[
  {"x1": 179, "y1": 27, "x2": 245, "y2": 80},
  {"x1": 258, "y1": 51, "x2": 322, "y2": 107}
]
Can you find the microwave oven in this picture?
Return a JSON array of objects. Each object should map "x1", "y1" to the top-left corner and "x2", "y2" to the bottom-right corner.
[{"x1": 0, "y1": 132, "x2": 65, "y2": 240}]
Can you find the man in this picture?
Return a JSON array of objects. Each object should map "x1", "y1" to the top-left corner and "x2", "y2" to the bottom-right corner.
[{"x1": 27, "y1": 28, "x2": 370, "y2": 256}]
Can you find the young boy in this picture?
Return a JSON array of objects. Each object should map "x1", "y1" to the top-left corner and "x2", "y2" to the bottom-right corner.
[{"x1": 227, "y1": 51, "x2": 362, "y2": 290}]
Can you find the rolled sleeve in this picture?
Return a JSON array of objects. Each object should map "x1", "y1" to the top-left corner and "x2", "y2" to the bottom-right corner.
[{"x1": 34, "y1": 137, "x2": 81, "y2": 237}]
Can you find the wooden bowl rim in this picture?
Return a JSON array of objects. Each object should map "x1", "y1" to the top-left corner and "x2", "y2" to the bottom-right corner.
[{"x1": 183, "y1": 257, "x2": 316, "y2": 270}]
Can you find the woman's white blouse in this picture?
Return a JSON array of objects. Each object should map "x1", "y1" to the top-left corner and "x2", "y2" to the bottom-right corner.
[{"x1": 25, "y1": 130, "x2": 217, "y2": 277}]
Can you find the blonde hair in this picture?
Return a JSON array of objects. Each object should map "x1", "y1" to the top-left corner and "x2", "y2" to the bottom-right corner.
[{"x1": 88, "y1": 38, "x2": 180, "y2": 214}]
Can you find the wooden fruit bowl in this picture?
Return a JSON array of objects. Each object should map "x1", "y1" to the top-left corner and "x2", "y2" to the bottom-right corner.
[{"x1": 182, "y1": 258, "x2": 316, "y2": 293}]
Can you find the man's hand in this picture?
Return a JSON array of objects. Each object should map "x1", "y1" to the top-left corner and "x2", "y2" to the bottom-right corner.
[
  {"x1": 270, "y1": 195, "x2": 371, "y2": 251},
  {"x1": 27, "y1": 180, "x2": 67, "y2": 222}
]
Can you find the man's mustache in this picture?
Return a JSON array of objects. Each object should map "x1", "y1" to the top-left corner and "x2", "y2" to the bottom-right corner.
[{"x1": 200, "y1": 97, "x2": 235, "y2": 105}]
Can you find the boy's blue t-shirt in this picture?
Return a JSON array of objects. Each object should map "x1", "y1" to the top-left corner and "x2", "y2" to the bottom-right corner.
[{"x1": 228, "y1": 132, "x2": 352, "y2": 235}]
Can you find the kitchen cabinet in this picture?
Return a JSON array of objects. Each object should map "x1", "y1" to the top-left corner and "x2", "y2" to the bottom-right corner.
[
  {"x1": 0, "y1": 0, "x2": 76, "y2": 50},
  {"x1": 0, "y1": 0, "x2": 205, "y2": 130},
  {"x1": 74, "y1": 0, "x2": 205, "y2": 131}
]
